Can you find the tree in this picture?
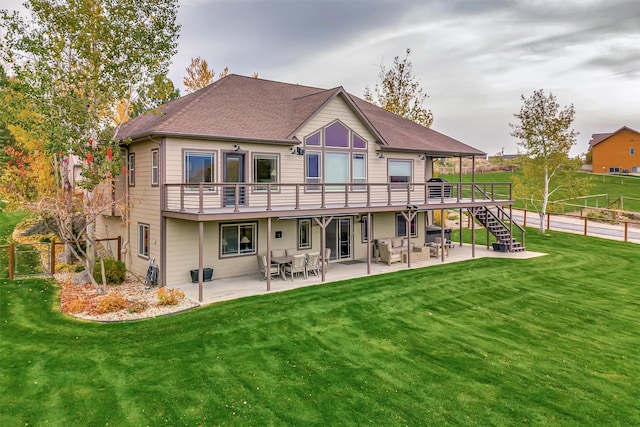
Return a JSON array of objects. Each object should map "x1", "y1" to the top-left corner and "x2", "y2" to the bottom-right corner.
[
  {"x1": 131, "y1": 75, "x2": 180, "y2": 118},
  {"x1": 510, "y1": 89, "x2": 591, "y2": 233},
  {"x1": 364, "y1": 48, "x2": 433, "y2": 127},
  {"x1": 183, "y1": 57, "x2": 216, "y2": 93},
  {"x1": 1, "y1": 0, "x2": 180, "y2": 289}
]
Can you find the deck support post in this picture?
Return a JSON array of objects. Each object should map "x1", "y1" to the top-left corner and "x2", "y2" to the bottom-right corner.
[
  {"x1": 440, "y1": 209, "x2": 446, "y2": 262},
  {"x1": 314, "y1": 216, "x2": 333, "y2": 283},
  {"x1": 471, "y1": 208, "x2": 476, "y2": 258},
  {"x1": 198, "y1": 221, "x2": 204, "y2": 302},
  {"x1": 266, "y1": 217, "x2": 272, "y2": 291},
  {"x1": 401, "y1": 208, "x2": 418, "y2": 268},
  {"x1": 366, "y1": 212, "x2": 372, "y2": 275}
]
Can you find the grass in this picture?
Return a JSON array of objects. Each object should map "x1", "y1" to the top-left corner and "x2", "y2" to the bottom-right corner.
[
  {"x1": 1, "y1": 209, "x2": 640, "y2": 424},
  {"x1": 441, "y1": 171, "x2": 640, "y2": 212}
]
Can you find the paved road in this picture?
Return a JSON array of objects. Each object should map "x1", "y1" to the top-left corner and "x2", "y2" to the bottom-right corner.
[{"x1": 510, "y1": 210, "x2": 640, "y2": 244}]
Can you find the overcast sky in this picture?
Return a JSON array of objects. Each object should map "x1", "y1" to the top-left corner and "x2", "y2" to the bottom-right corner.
[{"x1": 5, "y1": 0, "x2": 640, "y2": 157}]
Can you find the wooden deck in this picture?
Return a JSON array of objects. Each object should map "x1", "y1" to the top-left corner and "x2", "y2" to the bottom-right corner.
[{"x1": 163, "y1": 181, "x2": 514, "y2": 220}]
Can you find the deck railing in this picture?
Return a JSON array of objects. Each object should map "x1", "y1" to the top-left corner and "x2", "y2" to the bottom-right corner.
[{"x1": 164, "y1": 182, "x2": 513, "y2": 213}]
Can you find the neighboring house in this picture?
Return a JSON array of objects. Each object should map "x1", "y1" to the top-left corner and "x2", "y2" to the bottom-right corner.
[
  {"x1": 98, "y1": 75, "x2": 521, "y2": 297},
  {"x1": 588, "y1": 126, "x2": 640, "y2": 174}
]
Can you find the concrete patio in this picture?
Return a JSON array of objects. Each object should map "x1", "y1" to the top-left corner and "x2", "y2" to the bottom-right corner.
[{"x1": 173, "y1": 244, "x2": 545, "y2": 306}]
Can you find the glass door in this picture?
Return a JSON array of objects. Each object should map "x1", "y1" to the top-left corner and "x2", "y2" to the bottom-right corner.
[
  {"x1": 325, "y1": 217, "x2": 352, "y2": 261},
  {"x1": 223, "y1": 153, "x2": 245, "y2": 206}
]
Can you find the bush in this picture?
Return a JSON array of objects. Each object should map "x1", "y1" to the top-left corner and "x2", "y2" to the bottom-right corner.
[
  {"x1": 66, "y1": 297, "x2": 92, "y2": 314},
  {"x1": 157, "y1": 288, "x2": 185, "y2": 306},
  {"x1": 127, "y1": 300, "x2": 149, "y2": 313},
  {"x1": 96, "y1": 294, "x2": 127, "y2": 313},
  {"x1": 93, "y1": 258, "x2": 126, "y2": 286}
]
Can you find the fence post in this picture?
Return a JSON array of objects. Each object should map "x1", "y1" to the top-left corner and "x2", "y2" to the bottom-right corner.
[
  {"x1": 624, "y1": 222, "x2": 628, "y2": 242},
  {"x1": 523, "y1": 209, "x2": 527, "y2": 227},
  {"x1": 584, "y1": 218, "x2": 588, "y2": 236},
  {"x1": 50, "y1": 237, "x2": 56, "y2": 275},
  {"x1": 547, "y1": 213, "x2": 551, "y2": 231},
  {"x1": 8, "y1": 244, "x2": 15, "y2": 280},
  {"x1": 117, "y1": 236, "x2": 122, "y2": 261}
]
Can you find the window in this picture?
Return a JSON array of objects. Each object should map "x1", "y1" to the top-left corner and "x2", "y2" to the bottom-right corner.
[
  {"x1": 305, "y1": 130, "x2": 321, "y2": 146},
  {"x1": 396, "y1": 214, "x2": 417, "y2": 238},
  {"x1": 352, "y1": 153, "x2": 367, "y2": 190},
  {"x1": 304, "y1": 123, "x2": 369, "y2": 191},
  {"x1": 630, "y1": 147, "x2": 635, "y2": 156},
  {"x1": 253, "y1": 154, "x2": 278, "y2": 191},
  {"x1": 609, "y1": 167, "x2": 620, "y2": 173},
  {"x1": 221, "y1": 223, "x2": 256, "y2": 257},
  {"x1": 325, "y1": 152, "x2": 349, "y2": 190},
  {"x1": 361, "y1": 215, "x2": 373, "y2": 243},
  {"x1": 298, "y1": 219, "x2": 312, "y2": 249},
  {"x1": 305, "y1": 151, "x2": 322, "y2": 190},
  {"x1": 138, "y1": 223, "x2": 149, "y2": 258},
  {"x1": 185, "y1": 151, "x2": 215, "y2": 189},
  {"x1": 128, "y1": 153, "x2": 135, "y2": 186},
  {"x1": 353, "y1": 133, "x2": 367, "y2": 149},
  {"x1": 325, "y1": 121, "x2": 349, "y2": 147},
  {"x1": 388, "y1": 160, "x2": 412, "y2": 184},
  {"x1": 151, "y1": 149, "x2": 159, "y2": 186}
]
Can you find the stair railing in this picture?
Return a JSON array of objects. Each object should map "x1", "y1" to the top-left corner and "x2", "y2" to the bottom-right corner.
[{"x1": 472, "y1": 185, "x2": 526, "y2": 250}]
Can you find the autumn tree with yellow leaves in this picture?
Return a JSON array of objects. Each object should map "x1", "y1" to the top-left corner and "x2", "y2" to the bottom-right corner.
[
  {"x1": 364, "y1": 48, "x2": 434, "y2": 128},
  {"x1": 1, "y1": 0, "x2": 180, "y2": 289}
]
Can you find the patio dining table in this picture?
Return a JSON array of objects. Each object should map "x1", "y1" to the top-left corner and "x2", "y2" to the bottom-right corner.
[{"x1": 270, "y1": 256, "x2": 293, "y2": 281}]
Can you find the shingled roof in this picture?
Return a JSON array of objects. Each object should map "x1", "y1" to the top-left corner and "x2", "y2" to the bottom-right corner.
[
  {"x1": 118, "y1": 74, "x2": 485, "y2": 156},
  {"x1": 587, "y1": 126, "x2": 640, "y2": 150}
]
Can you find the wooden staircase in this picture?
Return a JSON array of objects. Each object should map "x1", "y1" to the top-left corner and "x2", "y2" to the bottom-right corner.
[{"x1": 468, "y1": 206, "x2": 526, "y2": 252}]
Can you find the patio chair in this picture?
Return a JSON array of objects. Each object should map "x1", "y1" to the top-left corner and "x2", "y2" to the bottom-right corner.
[
  {"x1": 378, "y1": 242, "x2": 401, "y2": 266},
  {"x1": 285, "y1": 248, "x2": 297, "y2": 256},
  {"x1": 305, "y1": 252, "x2": 320, "y2": 278},
  {"x1": 323, "y1": 247, "x2": 331, "y2": 270},
  {"x1": 257, "y1": 255, "x2": 279, "y2": 280},
  {"x1": 271, "y1": 249, "x2": 285, "y2": 258},
  {"x1": 284, "y1": 254, "x2": 307, "y2": 281},
  {"x1": 429, "y1": 237, "x2": 449, "y2": 258}
]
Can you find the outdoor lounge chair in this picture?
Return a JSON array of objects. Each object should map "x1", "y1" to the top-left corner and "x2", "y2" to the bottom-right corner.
[
  {"x1": 257, "y1": 255, "x2": 280, "y2": 280},
  {"x1": 284, "y1": 254, "x2": 307, "y2": 280}
]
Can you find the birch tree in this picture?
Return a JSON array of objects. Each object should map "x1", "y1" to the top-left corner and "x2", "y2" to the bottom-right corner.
[
  {"x1": 1, "y1": 0, "x2": 180, "y2": 288},
  {"x1": 510, "y1": 89, "x2": 590, "y2": 233}
]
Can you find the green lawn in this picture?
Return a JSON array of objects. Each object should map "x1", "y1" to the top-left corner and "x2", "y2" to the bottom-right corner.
[
  {"x1": 2, "y1": 218, "x2": 639, "y2": 425},
  {"x1": 442, "y1": 171, "x2": 640, "y2": 212}
]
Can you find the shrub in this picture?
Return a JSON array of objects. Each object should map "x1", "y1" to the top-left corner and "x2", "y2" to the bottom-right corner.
[
  {"x1": 96, "y1": 294, "x2": 127, "y2": 313},
  {"x1": 157, "y1": 288, "x2": 185, "y2": 306},
  {"x1": 66, "y1": 297, "x2": 92, "y2": 314},
  {"x1": 55, "y1": 262, "x2": 82, "y2": 273},
  {"x1": 127, "y1": 300, "x2": 149, "y2": 313},
  {"x1": 93, "y1": 258, "x2": 126, "y2": 286}
]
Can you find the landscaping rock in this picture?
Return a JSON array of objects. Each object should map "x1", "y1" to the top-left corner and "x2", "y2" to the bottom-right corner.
[{"x1": 72, "y1": 270, "x2": 92, "y2": 285}]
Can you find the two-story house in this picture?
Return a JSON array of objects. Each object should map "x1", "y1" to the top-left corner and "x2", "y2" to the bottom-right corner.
[
  {"x1": 588, "y1": 126, "x2": 640, "y2": 174},
  {"x1": 98, "y1": 75, "x2": 522, "y2": 300}
]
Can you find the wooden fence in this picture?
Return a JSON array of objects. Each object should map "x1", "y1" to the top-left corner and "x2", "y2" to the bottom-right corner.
[{"x1": 1, "y1": 236, "x2": 121, "y2": 280}]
